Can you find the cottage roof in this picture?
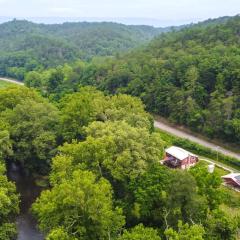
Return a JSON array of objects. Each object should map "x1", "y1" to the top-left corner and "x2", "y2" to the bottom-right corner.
[
  {"x1": 222, "y1": 173, "x2": 240, "y2": 186},
  {"x1": 165, "y1": 146, "x2": 198, "y2": 161}
]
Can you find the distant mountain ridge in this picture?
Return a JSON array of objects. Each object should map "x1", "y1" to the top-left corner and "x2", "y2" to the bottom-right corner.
[
  {"x1": 0, "y1": 19, "x2": 168, "y2": 58},
  {"x1": 0, "y1": 16, "x2": 199, "y2": 27},
  {"x1": 0, "y1": 19, "x2": 172, "y2": 79},
  {"x1": 0, "y1": 15, "x2": 238, "y2": 80}
]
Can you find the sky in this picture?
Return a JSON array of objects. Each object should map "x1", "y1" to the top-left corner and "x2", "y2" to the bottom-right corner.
[{"x1": 0, "y1": 0, "x2": 239, "y2": 26}]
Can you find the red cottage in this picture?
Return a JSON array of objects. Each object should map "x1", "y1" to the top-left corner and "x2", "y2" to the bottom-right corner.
[
  {"x1": 222, "y1": 173, "x2": 240, "y2": 188},
  {"x1": 163, "y1": 146, "x2": 199, "y2": 170}
]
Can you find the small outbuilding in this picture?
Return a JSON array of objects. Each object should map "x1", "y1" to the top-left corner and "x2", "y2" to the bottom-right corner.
[
  {"x1": 222, "y1": 173, "x2": 240, "y2": 188},
  {"x1": 163, "y1": 146, "x2": 199, "y2": 170}
]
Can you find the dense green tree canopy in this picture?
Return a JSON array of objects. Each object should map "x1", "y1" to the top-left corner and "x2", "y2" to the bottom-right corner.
[
  {"x1": 129, "y1": 166, "x2": 209, "y2": 229},
  {"x1": 52, "y1": 121, "x2": 164, "y2": 186},
  {"x1": 205, "y1": 210, "x2": 239, "y2": 240},
  {"x1": 118, "y1": 224, "x2": 161, "y2": 240},
  {"x1": 46, "y1": 228, "x2": 77, "y2": 240},
  {"x1": 59, "y1": 87, "x2": 107, "y2": 141},
  {"x1": 0, "y1": 86, "x2": 60, "y2": 174},
  {"x1": 0, "y1": 130, "x2": 12, "y2": 159},
  {"x1": 59, "y1": 87, "x2": 153, "y2": 141},
  {"x1": 32, "y1": 170, "x2": 125, "y2": 240},
  {"x1": 0, "y1": 163, "x2": 19, "y2": 240},
  {"x1": 190, "y1": 165, "x2": 224, "y2": 210},
  {"x1": 0, "y1": 86, "x2": 42, "y2": 112},
  {"x1": 164, "y1": 221, "x2": 205, "y2": 240}
]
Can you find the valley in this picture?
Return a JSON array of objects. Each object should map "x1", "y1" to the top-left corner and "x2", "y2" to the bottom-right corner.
[{"x1": 0, "y1": 13, "x2": 240, "y2": 240}]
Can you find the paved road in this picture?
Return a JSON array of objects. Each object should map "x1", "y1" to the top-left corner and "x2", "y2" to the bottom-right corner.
[
  {"x1": 154, "y1": 120, "x2": 240, "y2": 160},
  {"x1": 0, "y1": 77, "x2": 24, "y2": 86}
]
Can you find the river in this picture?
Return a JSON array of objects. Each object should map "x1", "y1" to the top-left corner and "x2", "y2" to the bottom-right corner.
[{"x1": 7, "y1": 163, "x2": 44, "y2": 240}]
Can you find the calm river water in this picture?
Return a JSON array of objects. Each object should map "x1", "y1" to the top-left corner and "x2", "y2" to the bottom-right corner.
[{"x1": 7, "y1": 163, "x2": 44, "y2": 240}]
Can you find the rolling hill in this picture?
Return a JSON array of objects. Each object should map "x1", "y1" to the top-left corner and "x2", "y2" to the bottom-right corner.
[{"x1": 0, "y1": 19, "x2": 168, "y2": 79}]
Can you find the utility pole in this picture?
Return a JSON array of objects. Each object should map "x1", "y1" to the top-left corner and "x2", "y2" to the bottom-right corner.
[{"x1": 216, "y1": 146, "x2": 220, "y2": 162}]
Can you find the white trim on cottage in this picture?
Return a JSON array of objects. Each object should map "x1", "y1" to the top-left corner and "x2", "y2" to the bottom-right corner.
[{"x1": 165, "y1": 146, "x2": 198, "y2": 161}]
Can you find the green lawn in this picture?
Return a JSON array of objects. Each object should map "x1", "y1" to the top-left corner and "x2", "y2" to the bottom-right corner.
[
  {"x1": 198, "y1": 160, "x2": 229, "y2": 176},
  {"x1": 0, "y1": 79, "x2": 13, "y2": 88},
  {"x1": 156, "y1": 128, "x2": 240, "y2": 171}
]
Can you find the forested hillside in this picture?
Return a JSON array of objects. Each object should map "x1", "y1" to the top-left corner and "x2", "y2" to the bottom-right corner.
[
  {"x1": 26, "y1": 15, "x2": 240, "y2": 145},
  {"x1": 0, "y1": 19, "x2": 166, "y2": 80}
]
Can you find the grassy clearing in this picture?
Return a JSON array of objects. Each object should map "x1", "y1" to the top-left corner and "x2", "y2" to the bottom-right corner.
[
  {"x1": 0, "y1": 79, "x2": 13, "y2": 88},
  {"x1": 198, "y1": 160, "x2": 229, "y2": 176}
]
